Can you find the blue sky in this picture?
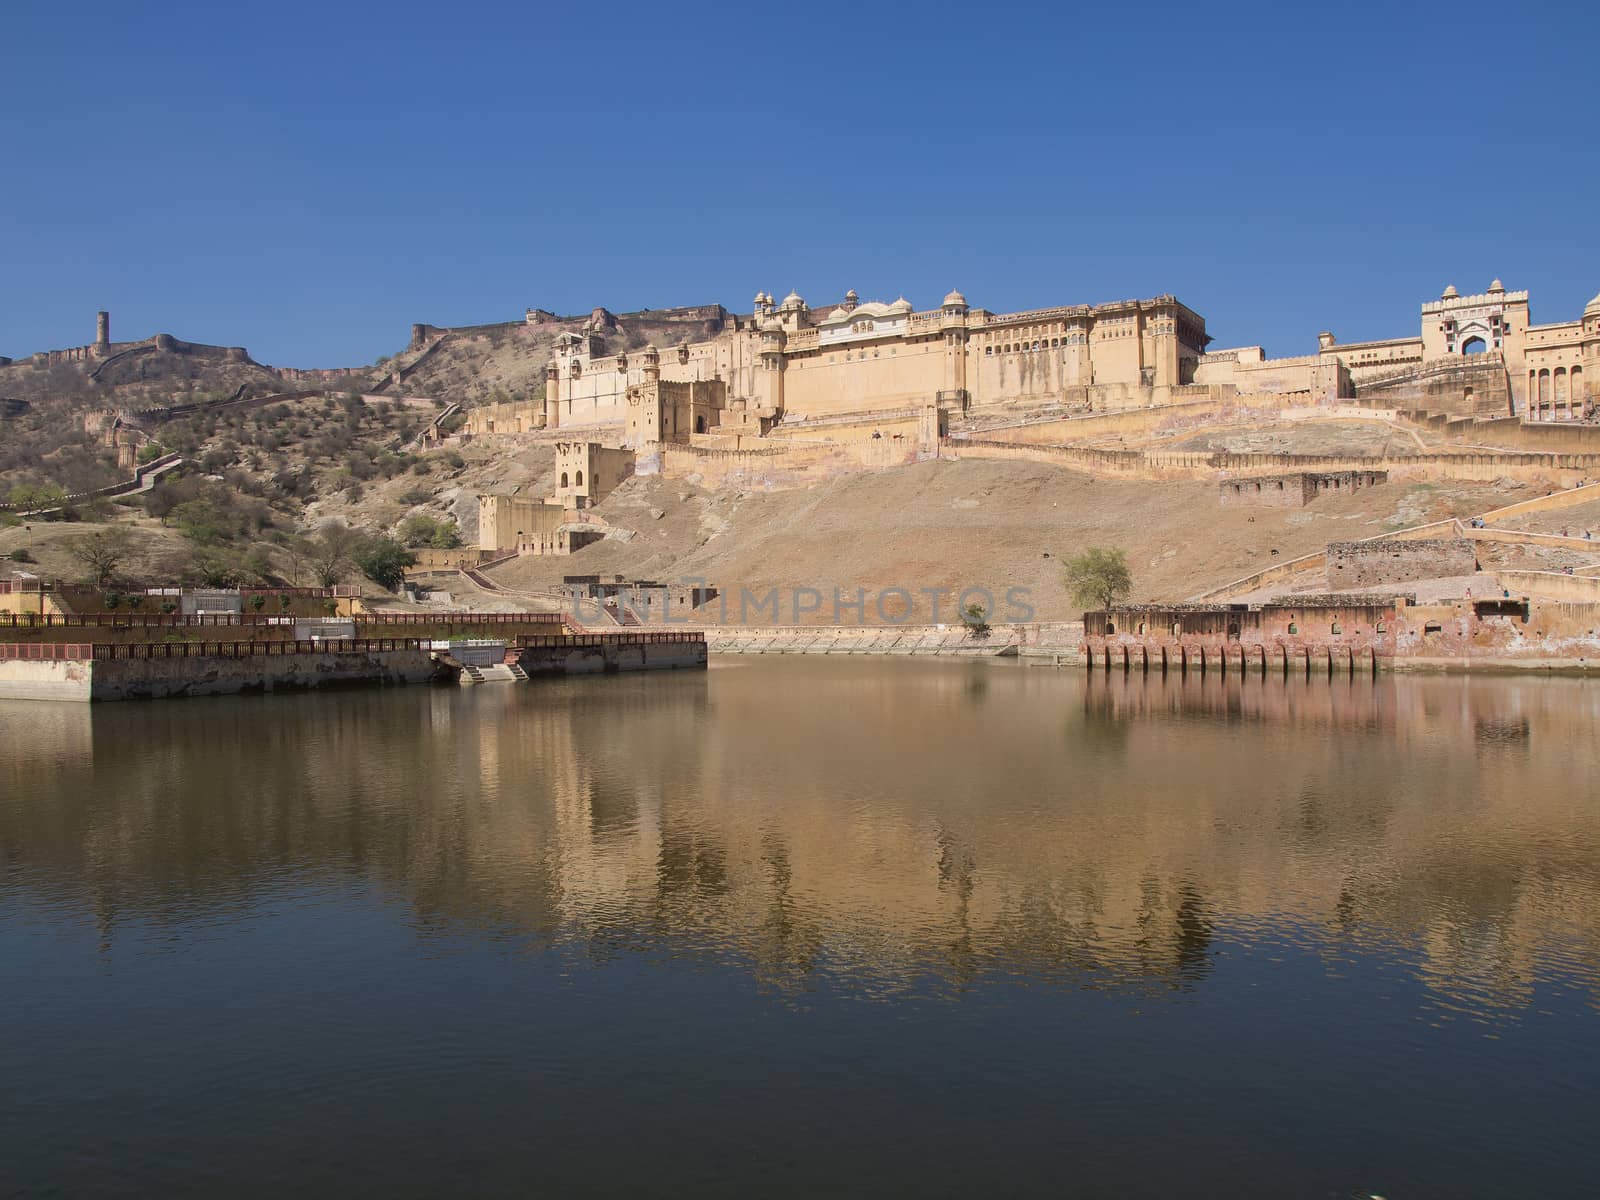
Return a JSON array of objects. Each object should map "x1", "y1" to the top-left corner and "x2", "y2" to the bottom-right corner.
[{"x1": 2, "y1": 0, "x2": 1592, "y2": 367}]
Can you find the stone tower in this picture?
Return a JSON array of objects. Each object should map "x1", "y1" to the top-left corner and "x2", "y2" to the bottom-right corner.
[
  {"x1": 95, "y1": 310, "x2": 110, "y2": 349},
  {"x1": 543, "y1": 359, "x2": 562, "y2": 430},
  {"x1": 755, "y1": 323, "x2": 786, "y2": 416},
  {"x1": 940, "y1": 289, "x2": 970, "y2": 405}
]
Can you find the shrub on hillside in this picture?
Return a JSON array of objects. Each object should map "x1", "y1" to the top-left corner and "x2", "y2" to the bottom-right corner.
[
  {"x1": 397, "y1": 514, "x2": 461, "y2": 549},
  {"x1": 354, "y1": 536, "x2": 416, "y2": 592}
]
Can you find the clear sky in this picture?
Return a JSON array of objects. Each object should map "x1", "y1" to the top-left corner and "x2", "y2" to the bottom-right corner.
[{"x1": 2, "y1": 0, "x2": 1592, "y2": 368}]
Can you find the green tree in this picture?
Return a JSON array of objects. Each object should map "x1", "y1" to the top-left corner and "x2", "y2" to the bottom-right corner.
[
  {"x1": 397, "y1": 514, "x2": 462, "y2": 549},
  {"x1": 169, "y1": 498, "x2": 233, "y2": 545},
  {"x1": 10, "y1": 482, "x2": 66, "y2": 512},
  {"x1": 1064, "y1": 546, "x2": 1133, "y2": 612},
  {"x1": 354, "y1": 536, "x2": 416, "y2": 592}
]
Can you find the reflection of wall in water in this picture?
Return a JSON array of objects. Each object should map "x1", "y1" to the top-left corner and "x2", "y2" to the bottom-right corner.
[{"x1": 2, "y1": 669, "x2": 1597, "y2": 1011}]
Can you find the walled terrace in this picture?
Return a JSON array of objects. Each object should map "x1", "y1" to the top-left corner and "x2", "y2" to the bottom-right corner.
[
  {"x1": 0, "y1": 609, "x2": 567, "y2": 644},
  {"x1": 943, "y1": 438, "x2": 1600, "y2": 487},
  {"x1": 1219, "y1": 470, "x2": 1388, "y2": 508},
  {"x1": 0, "y1": 579, "x2": 365, "y2": 618},
  {"x1": 0, "y1": 604, "x2": 707, "y2": 701},
  {"x1": 1083, "y1": 593, "x2": 1600, "y2": 674},
  {"x1": 1082, "y1": 598, "x2": 1401, "y2": 674},
  {"x1": 1197, "y1": 481, "x2": 1600, "y2": 603}
]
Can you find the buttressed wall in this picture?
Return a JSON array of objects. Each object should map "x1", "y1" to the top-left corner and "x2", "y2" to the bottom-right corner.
[{"x1": 479, "y1": 495, "x2": 567, "y2": 554}]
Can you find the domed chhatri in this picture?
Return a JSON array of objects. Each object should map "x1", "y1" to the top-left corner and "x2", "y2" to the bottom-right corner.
[
  {"x1": 1441, "y1": 284, "x2": 1459, "y2": 299},
  {"x1": 780, "y1": 290, "x2": 805, "y2": 309},
  {"x1": 942, "y1": 289, "x2": 969, "y2": 308},
  {"x1": 886, "y1": 297, "x2": 914, "y2": 314},
  {"x1": 1585, "y1": 289, "x2": 1600, "y2": 316},
  {"x1": 1488, "y1": 278, "x2": 1505, "y2": 294}
]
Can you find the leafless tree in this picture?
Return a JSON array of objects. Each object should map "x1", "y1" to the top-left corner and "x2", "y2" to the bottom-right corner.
[
  {"x1": 307, "y1": 524, "x2": 359, "y2": 588},
  {"x1": 70, "y1": 527, "x2": 134, "y2": 587}
]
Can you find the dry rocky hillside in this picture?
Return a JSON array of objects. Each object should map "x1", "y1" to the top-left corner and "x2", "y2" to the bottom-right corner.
[
  {"x1": 0, "y1": 310, "x2": 1583, "y2": 614},
  {"x1": 460, "y1": 460, "x2": 1538, "y2": 623}
]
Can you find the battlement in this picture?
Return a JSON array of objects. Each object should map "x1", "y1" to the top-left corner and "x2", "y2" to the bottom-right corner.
[{"x1": 1422, "y1": 289, "x2": 1529, "y2": 315}]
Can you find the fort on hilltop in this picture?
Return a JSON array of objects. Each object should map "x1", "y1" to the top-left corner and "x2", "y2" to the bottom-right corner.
[{"x1": 468, "y1": 279, "x2": 1597, "y2": 439}]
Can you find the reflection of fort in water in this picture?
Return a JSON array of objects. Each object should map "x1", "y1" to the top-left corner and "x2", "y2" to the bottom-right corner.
[{"x1": 3, "y1": 663, "x2": 1598, "y2": 1013}]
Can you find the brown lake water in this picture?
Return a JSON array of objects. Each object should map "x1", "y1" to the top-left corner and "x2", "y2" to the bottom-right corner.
[{"x1": 2, "y1": 658, "x2": 1598, "y2": 1198}]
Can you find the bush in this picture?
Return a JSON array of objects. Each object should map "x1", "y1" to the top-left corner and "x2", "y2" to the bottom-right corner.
[
  {"x1": 160, "y1": 600, "x2": 177, "y2": 614},
  {"x1": 397, "y1": 514, "x2": 461, "y2": 549},
  {"x1": 104, "y1": 591, "x2": 122, "y2": 610},
  {"x1": 354, "y1": 535, "x2": 416, "y2": 591},
  {"x1": 249, "y1": 594, "x2": 267, "y2": 612},
  {"x1": 9, "y1": 482, "x2": 66, "y2": 511},
  {"x1": 962, "y1": 601, "x2": 991, "y2": 638},
  {"x1": 8, "y1": 547, "x2": 34, "y2": 563}
]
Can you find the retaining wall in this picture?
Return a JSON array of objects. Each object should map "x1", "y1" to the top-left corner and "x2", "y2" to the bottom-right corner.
[
  {"x1": 514, "y1": 639, "x2": 705, "y2": 675},
  {"x1": 1326, "y1": 539, "x2": 1478, "y2": 588},
  {"x1": 1493, "y1": 571, "x2": 1600, "y2": 602},
  {"x1": 0, "y1": 648, "x2": 440, "y2": 702},
  {"x1": 0, "y1": 657, "x2": 93, "y2": 701}
]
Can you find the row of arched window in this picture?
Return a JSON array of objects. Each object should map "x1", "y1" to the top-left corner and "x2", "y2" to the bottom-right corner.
[
  {"x1": 985, "y1": 337, "x2": 1065, "y2": 357},
  {"x1": 1528, "y1": 365, "x2": 1586, "y2": 417},
  {"x1": 559, "y1": 470, "x2": 584, "y2": 488}
]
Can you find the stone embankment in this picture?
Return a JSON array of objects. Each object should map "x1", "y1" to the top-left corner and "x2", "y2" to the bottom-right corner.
[
  {"x1": 705, "y1": 621, "x2": 1084, "y2": 659},
  {"x1": 0, "y1": 639, "x2": 444, "y2": 702},
  {"x1": 0, "y1": 618, "x2": 707, "y2": 701}
]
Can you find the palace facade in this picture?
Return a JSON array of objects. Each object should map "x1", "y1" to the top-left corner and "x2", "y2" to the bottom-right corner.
[
  {"x1": 464, "y1": 278, "x2": 1600, "y2": 452},
  {"x1": 533, "y1": 288, "x2": 1210, "y2": 445},
  {"x1": 1198, "y1": 280, "x2": 1600, "y2": 419}
]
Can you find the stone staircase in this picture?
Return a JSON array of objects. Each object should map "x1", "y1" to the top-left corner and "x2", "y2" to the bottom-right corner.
[{"x1": 459, "y1": 662, "x2": 522, "y2": 684}]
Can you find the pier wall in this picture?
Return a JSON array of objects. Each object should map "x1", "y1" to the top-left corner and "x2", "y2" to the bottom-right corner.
[
  {"x1": 0, "y1": 647, "x2": 439, "y2": 702},
  {"x1": 0, "y1": 657, "x2": 93, "y2": 701},
  {"x1": 514, "y1": 638, "x2": 705, "y2": 675}
]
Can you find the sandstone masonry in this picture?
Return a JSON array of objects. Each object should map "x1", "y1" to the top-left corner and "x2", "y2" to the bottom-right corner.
[{"x1": 1326, "y1": 539, "x2": 1478, "y2": 588}]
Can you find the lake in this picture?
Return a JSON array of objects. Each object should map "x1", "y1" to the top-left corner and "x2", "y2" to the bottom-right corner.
[{"x1": 2, "y1": 658, "x2": 1597, "y2": 1198}]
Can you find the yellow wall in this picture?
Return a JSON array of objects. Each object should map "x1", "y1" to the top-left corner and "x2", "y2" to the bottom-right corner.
[
  {"x1": 478, "y1": 496, "x2": 566, "y2": 554},
  {"x1": 782, "y1": 338, "x2": 946, "y2": 417}
]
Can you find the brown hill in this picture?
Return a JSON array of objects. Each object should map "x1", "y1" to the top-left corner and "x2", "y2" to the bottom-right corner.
[{"x1": 480, "y1": 458, "x2": 1534, "y2": 623}]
